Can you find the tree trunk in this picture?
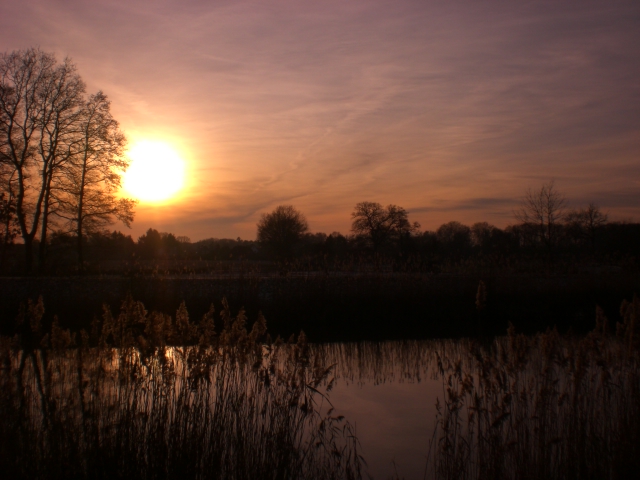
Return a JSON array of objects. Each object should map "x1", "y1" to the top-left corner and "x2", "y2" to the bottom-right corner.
[
  {"x1": 77, "y1": 218, "x2": 84, "y2": 273},
  {"x1": 74, "y1": 127, "x2": 91, "y2": 274},
  {"x1": 38, "y1": 212, "x2": 49, "y2": 273},
  {"x1": 24, "y1": 236, "x2": 34, "y2": 273},
  {"x1": 37, "y1": 169, "x2": 55, "y2": 273}
]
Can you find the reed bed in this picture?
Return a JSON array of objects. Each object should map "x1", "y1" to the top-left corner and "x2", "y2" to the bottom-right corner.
[
  {"x1": 3, "y1": 294, "x2": 639, "y2": 480},
  {"x1": 310, "y1": 341, "x2": 436, "y2": 386},
  {"x1": 426, "y1": 299, "x2": 640, "y2": 480},
  {"x1": 0, "y1": 297, "x2": 363, "y2": 480}
]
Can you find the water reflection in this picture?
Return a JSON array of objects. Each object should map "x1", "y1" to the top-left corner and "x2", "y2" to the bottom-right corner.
[
  {"x1": 4, "y1": 330, "x2": 639, "y2": 479},
  {"x1": 311, "y1": 341, "x2": 447, "y2": 479},
  {"x1": 1, "y1": 338, "x2": 363, "y2": 479},
  {"x1": 311, "y1": 331, "x2": 640, "y2": 480}
]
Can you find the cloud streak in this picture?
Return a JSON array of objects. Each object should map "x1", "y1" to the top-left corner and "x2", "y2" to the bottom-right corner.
[{"x1": 1, "y1": 0, "x2": 638, "y2": 239}]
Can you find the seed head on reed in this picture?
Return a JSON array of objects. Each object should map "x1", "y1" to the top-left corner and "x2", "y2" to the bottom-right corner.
[
  {"x1": 198, "y1": 304, "x2": 216, "y2": 347},
  {"x1": 594, "y1": 305, "x2": 608, "y2": 337}
]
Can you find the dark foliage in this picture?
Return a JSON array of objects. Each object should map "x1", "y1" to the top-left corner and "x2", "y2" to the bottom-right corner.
[{"x1": 257, "y1": 205, "x2": 309, "y2": 258}]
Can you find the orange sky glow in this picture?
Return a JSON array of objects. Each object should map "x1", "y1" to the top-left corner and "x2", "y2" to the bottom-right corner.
[{"x1": 2, "y1": 0, "x2": 638, "y2": 241}]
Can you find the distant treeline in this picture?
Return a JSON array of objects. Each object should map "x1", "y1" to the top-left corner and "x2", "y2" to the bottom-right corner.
[
  {"x1": 2, "y1": 217, "x2": 639, "y2": 276},
  {"x1": 2, "y1": 180, "x2": 638, "y2": 275}
]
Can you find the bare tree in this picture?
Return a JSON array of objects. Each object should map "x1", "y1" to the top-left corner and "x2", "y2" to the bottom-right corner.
[
  {"x1": 565, "y1": 203, "x2": 608, "y2": 247},
  {"x1": 0, "y1": 191, "x2": 18, "y2": 269},
  {"x1": 257, "y1": 205, "x2": 309, "y2": 258},
  {"x1": 54, "y1": 92, "x2": 135, "y2": 270},
  {"x1": 0, "y1": 153, "x2": 18, "y2": 265},
  {"x1": 0, "y1": 48, "x2": 85, "y2": 272},
  {"x1": 351, "y1": 201, "x2": 420, "y2": 252},
  {"x1": 515, "y1": 180, "x2": 566, "y2": 252},
  {"x1": 0, "y1": 49, "x2": 135, "y2": 273}
]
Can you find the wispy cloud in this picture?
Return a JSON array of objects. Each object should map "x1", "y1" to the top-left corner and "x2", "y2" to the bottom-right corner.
[{"x1": 2, "y1": 0, "x2": 638, "y2": 239}]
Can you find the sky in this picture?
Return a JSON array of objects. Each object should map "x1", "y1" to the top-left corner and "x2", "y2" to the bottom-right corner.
[{"x1": 1, "y1": 0, "x2": 639, "y2": 241}]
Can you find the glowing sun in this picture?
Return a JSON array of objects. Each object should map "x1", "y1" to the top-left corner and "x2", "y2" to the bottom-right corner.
[{"x1": 124, "y1": 141, "x2": 185, "y2": 203}]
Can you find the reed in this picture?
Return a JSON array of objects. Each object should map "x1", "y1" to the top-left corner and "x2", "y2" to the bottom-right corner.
[
  {"x1": 0, "y1": 297, "x2": 363, "y2": 480},
  {"x1": 426, "y1": 298, "x2": 640, "y2": 480}
]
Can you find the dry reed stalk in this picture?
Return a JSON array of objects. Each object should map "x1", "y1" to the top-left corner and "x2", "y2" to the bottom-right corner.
[
  {"x1": 426, "y1": 306, "x2": 640, "y2": 480},
  {"x1": 0, "y1": 296, "x2": 364, "y2": 480}
]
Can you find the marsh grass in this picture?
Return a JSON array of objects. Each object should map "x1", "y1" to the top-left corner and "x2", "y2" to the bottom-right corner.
[
  {"x1": 0, "y1": 297, "x2": 364, "y2": 480},
  {"x1": 426, "y1": 298, "x2": 640, "y2": 480},
  {"x1": 3, "y1": 294, "x2": 639, "y2": 480},
  {"x1": 309, "y1": 340, "x2": 451, "y2": 386}
]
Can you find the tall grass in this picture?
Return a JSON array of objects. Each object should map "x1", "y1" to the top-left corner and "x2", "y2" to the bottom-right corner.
[
  {"x1": 426, "y1": 299, "x2": 640, "y2": 480},
  {"x1": 4, "y1": 294, "x2": 639, "y2": 479},
  {"x1": 0, "y1": 297, "x2": 363, "y2": 480},
  {"x1": 309, "y1": 340, "x2": 447, "y2": 386}
]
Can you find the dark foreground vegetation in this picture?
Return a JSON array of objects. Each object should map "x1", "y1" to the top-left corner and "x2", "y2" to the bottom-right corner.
[
  {"x1": 312, "y1": 299, "x2": 640, "y2": 479},
  {"x1": 2, "y1": 297, "x2": 639, "y2": 479},
  {"x1": 425, "y1": 311, "x2": 640, "y2": 480},
  {"x1": 312, "y1": 301, "x2": 640, "y2": 480},
  {"x1": 0, "y1": 297, "x2": 363, "y2": 480},
  {"x1": 1, "y1": 271, "x2": 638, "y2": 343}
]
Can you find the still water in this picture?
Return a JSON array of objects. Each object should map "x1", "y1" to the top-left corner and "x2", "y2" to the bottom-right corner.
[
  {"x1": 330, "y1": 375, "x2": 439, "y2": 479},
  {"x1": 312, "y1": 341, "x2": 450, "y2": 479},
  {"x1": 9, "y1": 335, "x2": 634, "y2": 479}
]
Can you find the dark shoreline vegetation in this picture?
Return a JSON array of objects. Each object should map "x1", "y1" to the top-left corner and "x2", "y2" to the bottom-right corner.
[
  {"x1": 1, "y1": 297, "x2": 364, "y2": 480},
  {"x1": 2, "y1": 197, "x2": 639, "y2": 341},
  {"x1": 427, "y1": 317, "x2": 640, "y2": 480},
  {"x1": 2, "y1": 297, "x2": 639, "y2": 479},
  {"x1": 1, "y1": 271, "x2": 638, "y2": 343},
  {"x1": 2, "y1": 215, "x2": 640, "y2": 278}
]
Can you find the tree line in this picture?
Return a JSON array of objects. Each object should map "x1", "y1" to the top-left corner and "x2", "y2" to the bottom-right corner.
[
  {"x1": 0, "y1": 48, "x2": 135, "y2": 273},
  {"x1": 255, "y1": 184, "x2": 636, "y2": 265},
  {"x1": 3, "y1": 180, "x2": 637, "y2": 275}
]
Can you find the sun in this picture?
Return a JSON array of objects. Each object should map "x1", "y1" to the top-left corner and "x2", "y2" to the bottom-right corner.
[{"x1": 123, "y1": 141, "x2": 185, "y2": 203}]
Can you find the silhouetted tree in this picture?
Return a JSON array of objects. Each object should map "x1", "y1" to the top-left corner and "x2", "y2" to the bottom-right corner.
[
  {"x1": 515, "y1": 180, "x2": 566, "y2": 253},
  {"x1": 88, "y1": 230, "x2": 135, "y2": 260},
  {"x1": 257, "y1": 205, "x2": 309, "y2": 258},
  {"x1": 0, "y1": 48, "x2": 86, "y2": 271},
  {"x1": 418, "y1": 231, "x2": 438, "y2": 250},
  {"x1": 350, "y1": 202, "x2": 419, "y2": 252},
  {"x1": 564, "y1": 203, "x2": 608, "y2": 248},
  {"x1": 160, "y1": 232, "x2": 181, "y2": 256},
  {"x1": 471, "y1": 222, "x2": 513, "y2": 254},
  {"x1": 436, "y1": 221, "x2": 472, "y2": 256},
  {"x1": 471, "y1": 222, "x2": 496, "y2": 249},
  {"x1": 325, "y1": 232, "x2": 349, "y2": 257},
  {"x1": 138, "y1": 228, "x2": 163, "y2": 259},
  {"x1": 0, "y1": 191, "x2": 18, "y2": 269},
  {"x1": 55, "y1": 92, "x2": 135, "y2": 271}
]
